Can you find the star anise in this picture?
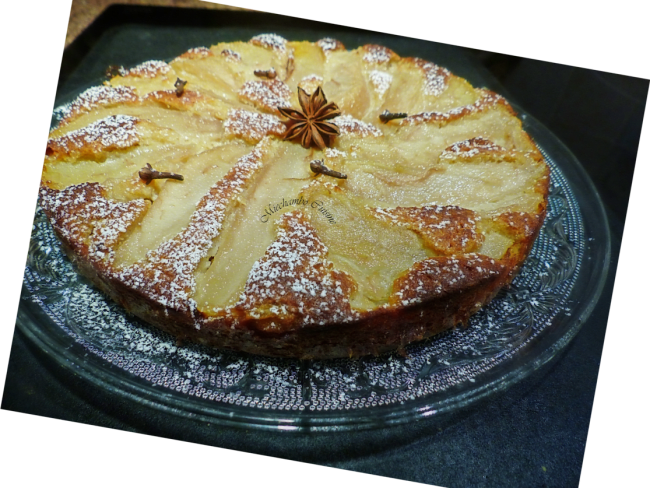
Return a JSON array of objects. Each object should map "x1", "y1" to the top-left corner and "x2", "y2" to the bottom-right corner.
[{"x1": 278, "y1": 86, "x2": 341, "y2": 150}]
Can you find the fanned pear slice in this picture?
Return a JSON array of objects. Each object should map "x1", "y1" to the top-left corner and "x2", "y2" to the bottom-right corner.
[
  {"x1": 342, "y1": 148, "x2": 546, "y2": 214},
  {"x1": 43, "y1": 106, "x2": 225, "y2": 193},
  {"x1": 50, "y1": 84, "x2": 227, "y2": 138},
  {"x1": 378, "y1": 58, "x2": 480, "y2": 118},
  {"x1": 336, "y1": 105, "x2": 547, "y2": 216},
  {"x1": 322, "y1": 49, "x2": 371, "y2": 120},
  {"x1": 285, "y1": 41, "x2": 326, "y2": 95},
  {"x1": 109, "y1": 60, "x2": 177, "y2": 95},
  {"x1": 216, "y1": 36, "x2": 293, "y2": 82},
  {"x1": 113, "y1": 140, "x2": 253, "y2": 268},
  {"x1": 376, "y1": 58, "x2": 432, "y2": 118},
  {"x1": 193, "y1": 139, "x2": 314, "y2": 313},
  {"x1": 169, "y1": 50, "x2": 247, "y2": 111},
  {"x1": 300, "y1": 182, "x2": 432, "y2": 309}
]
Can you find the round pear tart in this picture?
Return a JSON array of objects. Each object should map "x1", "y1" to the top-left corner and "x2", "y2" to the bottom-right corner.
[{"x1": 40, "y1": 34, "x2": 549, "y2": 359}]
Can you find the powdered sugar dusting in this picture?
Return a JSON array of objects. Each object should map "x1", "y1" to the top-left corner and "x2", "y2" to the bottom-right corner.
[
  {"x1": 362, "y1": 45, "x2": 394, "y2": 64},
  {"x1": 317, "y1": 37, "x2": 344, "y2": 55},
  {"x1": 220, "y1": 49, "x2": 241, "y2": 62},
  {"x1": 236, "y1": 211, "x2": 358, "y2": 327},
  {"x1": 175, "y1": 47, "x2": 212, "y2": 60},
  {"x1": 250, "y1": 33, "x2": 288, "y2": 52},
  {"x1": 47, "y1": 114, "x2": 139, "y2": 157},
  {"x1": 55, "y1": 85, "x2": 138, "y2": 124},
  {"x1": 369, "y1": 70, "x2": 392, "y2": 97},
  {"x1": 392, "y1": 254, "x2": 505, "y2": 307},
  {"x1": 298, "y1": 74, "x2": 324, "y2": 95},
  {"x1": 440, "y1": 137, "x2": 505, "y2": 160},
  {"x1": 224, "y1": 109, "x2": 286, "y2": 142},
  {"x1": 493, "y1": 211, "x2": 539, "y2": 239},
  {"x1": 117, "y1": 143, "x2": 268, "y2": 313},
  {"x1": 401, "y1": 91, "x2": 504, "y2": 125},
  {"x1": 239, "y1": 79, "x2": 292, "y2": 113},
  {"x1": 187, "y1": 46, "x2": 212, "y2": 58},
  {"x1": 324, "y1": 147, "x2": 346, "y2": 158},
  {"x1": 417, "y1": 60, "x2": 451, "y2": 97},
  {"x1": 188, "y1": 47, "x2": 210, "y2": 55},
  {"x1": 39, "y1": 184, "x2": 147, "y2": 263},
  {"x1": 120, "y1": 60, "x2": 171, "y2": 78},
  {"x1": 332, "y1": 115, "x2": 382, "y2": 137}
]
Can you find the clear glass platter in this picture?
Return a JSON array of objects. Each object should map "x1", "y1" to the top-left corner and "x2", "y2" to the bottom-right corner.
[{"x1": 18, "y1": 37, "x2": 610, "y2": 431}]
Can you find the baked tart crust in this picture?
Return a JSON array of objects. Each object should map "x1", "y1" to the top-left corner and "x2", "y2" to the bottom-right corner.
[{"x1": 41, "y1": 35, "x2": 549, "y2": 359}]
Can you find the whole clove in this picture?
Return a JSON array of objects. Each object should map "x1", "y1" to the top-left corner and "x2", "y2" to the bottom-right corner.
[
  {"x1": 379, "y1": 110, "x2": 408, "y2": 123},
  {"x1": 174, "y1": 78, "x2": 188, "y2": 97},
  {"x1": 139, "y1": 163, "x2": 184, "y2": 185},
  {"x1": 310, "y1": 159, "x2": 347, "y2": 179},
  {"x1": 254, "y1": 68, "x2": 277, "y2": 79}
]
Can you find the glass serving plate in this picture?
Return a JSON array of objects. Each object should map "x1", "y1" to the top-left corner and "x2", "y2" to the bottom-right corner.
[{"x1": 17, "y1": 24, "x2": 611, "y2": 431}]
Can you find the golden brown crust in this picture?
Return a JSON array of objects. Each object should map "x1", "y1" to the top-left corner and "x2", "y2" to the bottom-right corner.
[
  {"x1": 46, "y1": 115, "x2": 140, "y2": 158},
  {"x1": 317, "y1": 38, "x2": 345, "y2": 55},
  {"x1": 370, "y1": 205, "x2": 484, "y2": 255},
  {"x1": 142, "y1": 89, "x2": 204, "y2": 109},
  {"x1": 117, "y1": 60, "x2": 172, "y2": 79},
  {"x1": 492, "y1": 211, "x2": 543, "y2": 240},
  {"x1": 390, "y1": 254, "x2": 507, "y2": 306},
  {"x1": 400, "y1": 89, "x2": 510, "y2": 126},
  {"x1": 250, "y1": 33, "x2": 289, "y2": 52},
  {"x1": 361, "y1": 44, "x2": 397, "y2": 64},
  {"x1": 239, "y1": 79, "x2": 292, "y2": 113},
  {"x1": 234, "y1": 211, "x2": 358, "y2": 333},
  {"x1": 224, "y1": 108, "x2": 286, "y2": 142},
  {"x1": 409, "y1": 57, "x2": 452, "y2": 96},
  {"x1": 39, "y1": 183, "x2": 148, "y2": 265},
  {"x1": 56, "y1": 85, "x2": 139, "y2": 126},
  {"x1": 176, "y1": 47, "x2": 214, "y2": 60},
  {"x1": 440, "y1": 137, "x2": 517, "y2": 162}
]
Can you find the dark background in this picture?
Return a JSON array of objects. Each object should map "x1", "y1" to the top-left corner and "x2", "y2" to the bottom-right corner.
[{"x1": 2, "y1": 5, "x2": 647, "y2": 488}]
